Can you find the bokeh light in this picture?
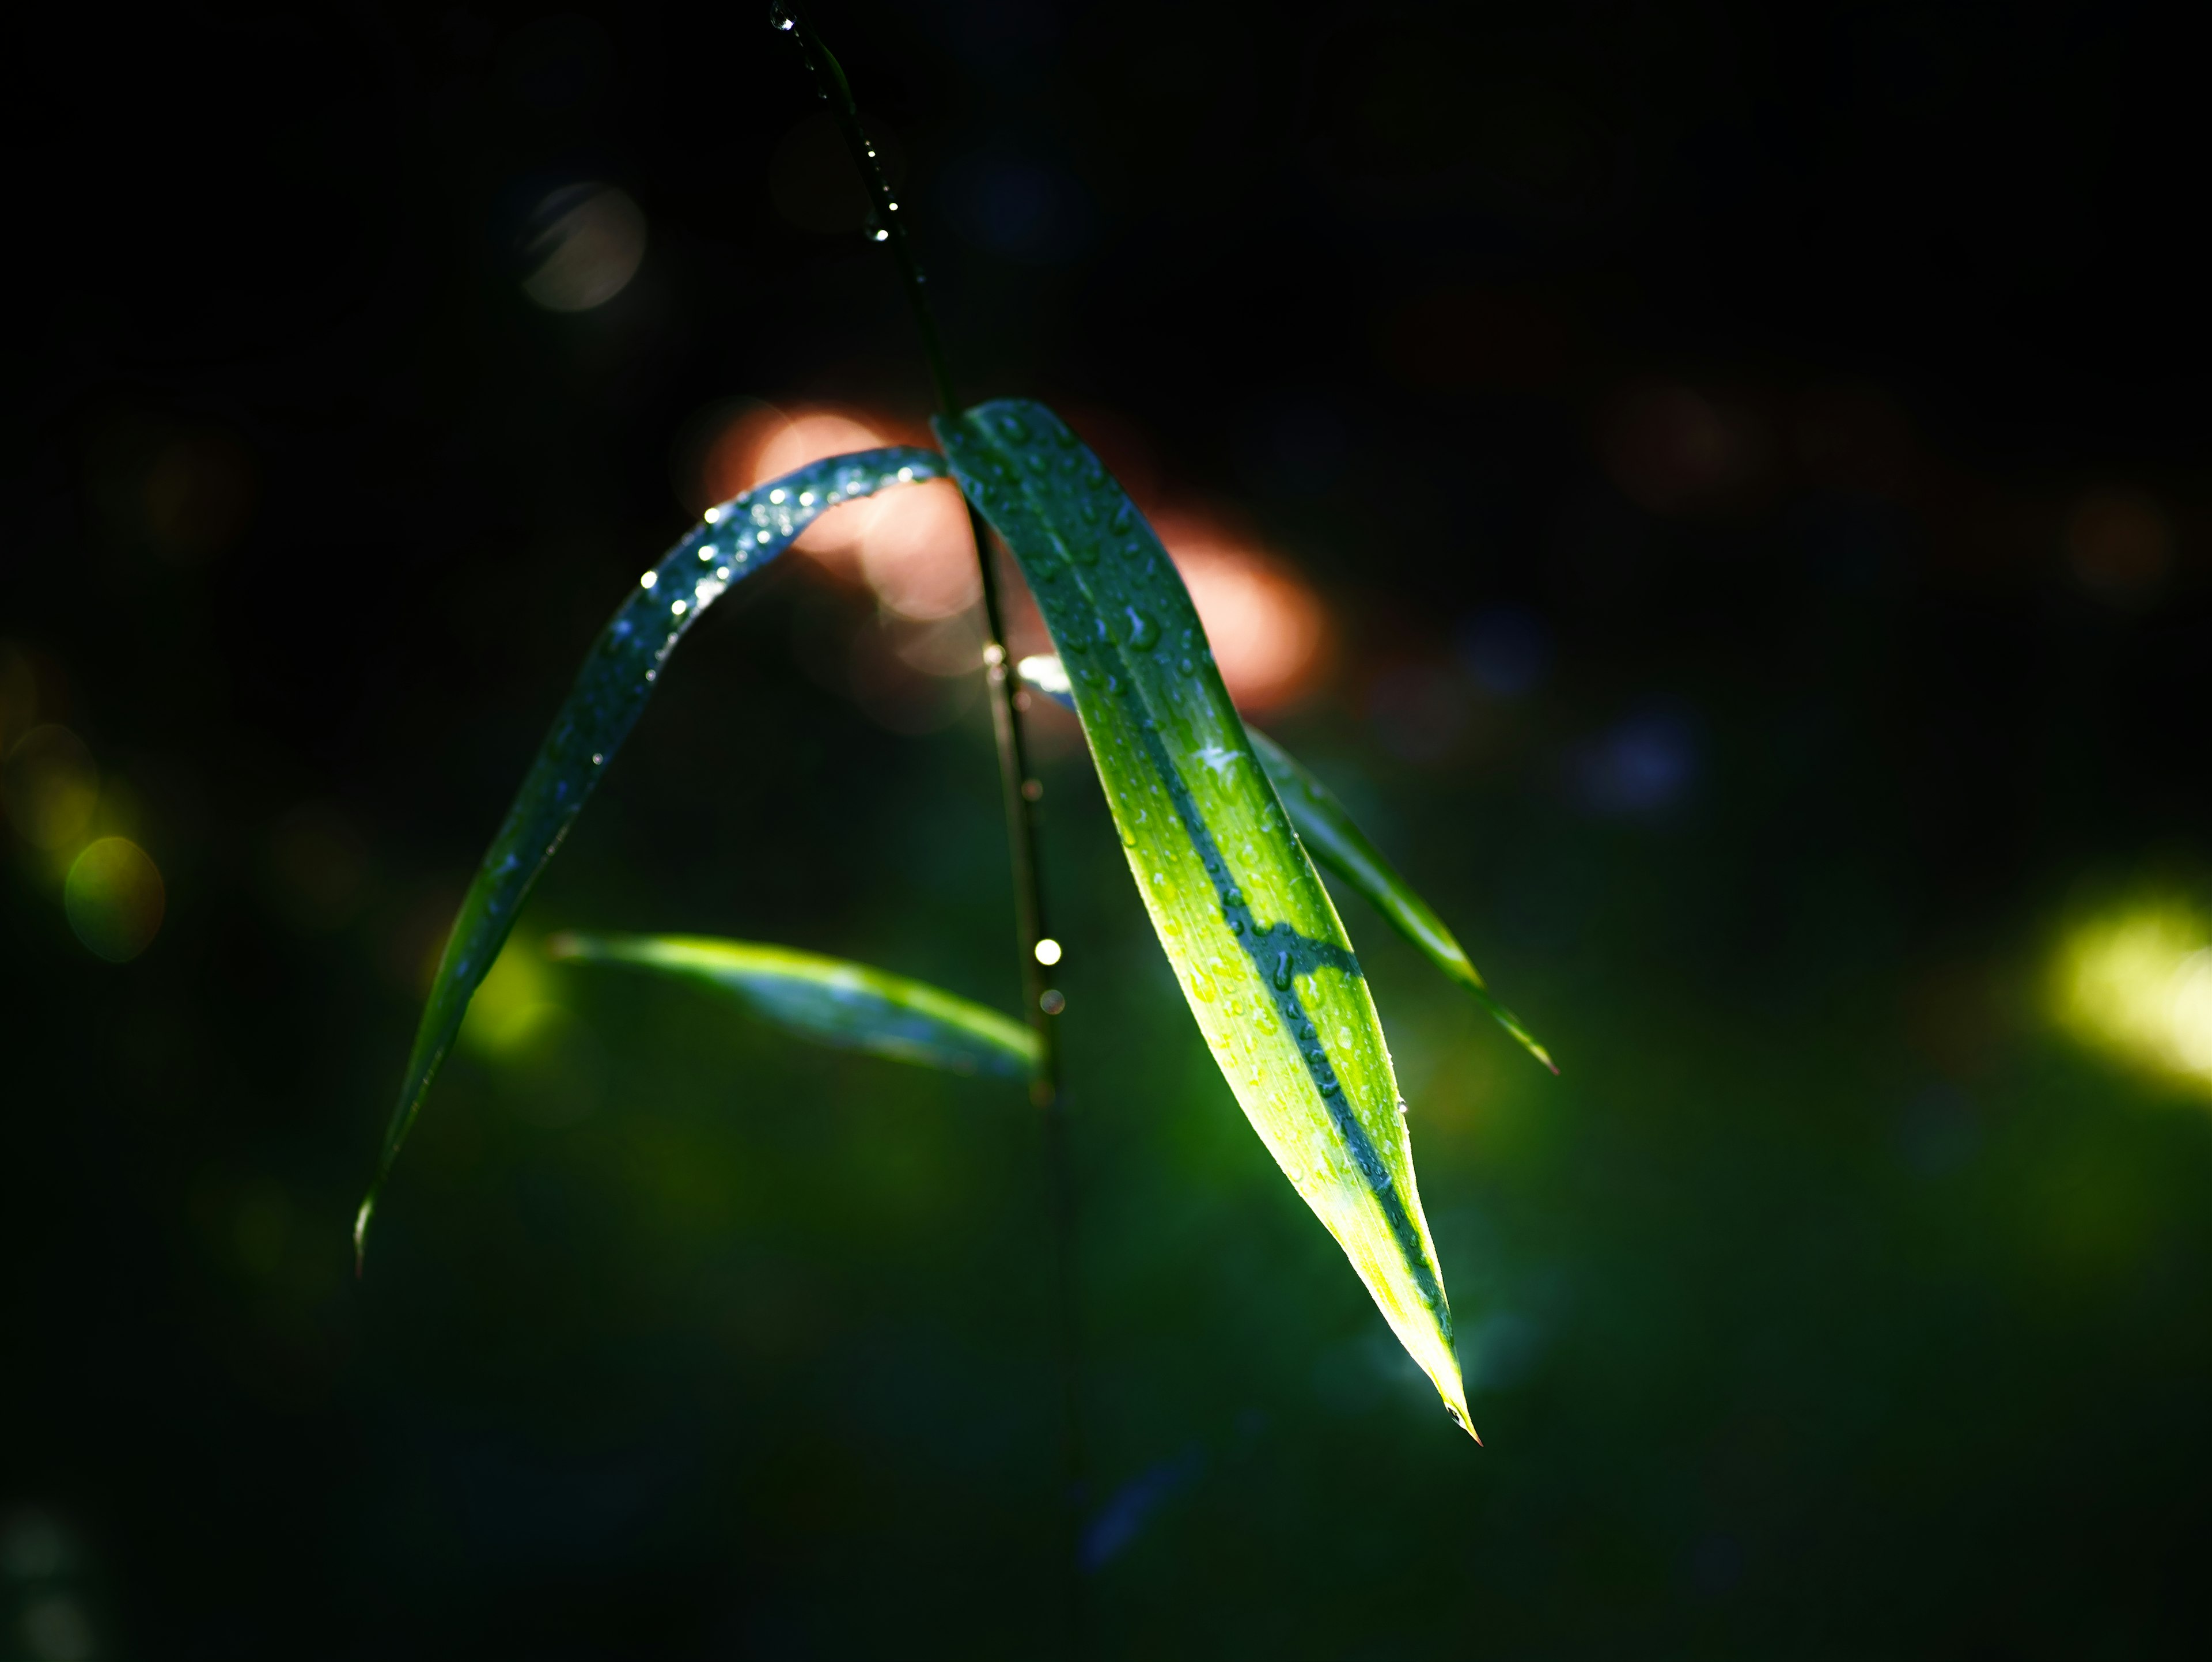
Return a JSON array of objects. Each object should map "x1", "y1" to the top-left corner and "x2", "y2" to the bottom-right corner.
[
  {"x1": 63, "y1": 837, "x2": 164, "y2": 963},
  {"x1": 2066, "y1": 488, "x2": 2171, "y2": 603},
  {"x1": 1150, "y1": 511, "x2": 1332, "y2": 714},
  {"x1": 1457, "y1": 605, "x2": 1553, "y2": 698},
  {"x1": 143, "y1": 428, "x2": 256, "y2": 562},
  {"x1": 457, "y1": 937, "x2": 605, "y2": 1124},
  {"x1": 522, "y1": 184, "x2": 647, "y2": 312},
  {"x1": 2051, "y1": 896, "x2": 2212, "y2": 1091},
  {"x1": 1599, "y1": 381, "x2": 1764, "y2": 513},
  {"x1": 3, "y1": 725, "x2": 99, "y2": 850},
  {"x1": 458, "y1": 936, "x2": 562, "y2": 1056},
  {"x1": 266, "y1": 802, "x2": 370, "y2": 932},
  {"x1": 1571, "y1": 706, "x2": 1700, "y2": 815},
  {"x1": 698, "y1": 405, "x2": 979, "y2": 620}
]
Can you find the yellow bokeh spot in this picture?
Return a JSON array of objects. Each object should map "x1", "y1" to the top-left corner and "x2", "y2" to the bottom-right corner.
[
  {"x1": 5, "y1": 724, "x2": 99, "y2": 850},
  {"x1": 2051, "y1": 896, "x2": 2212, "y2": 1091},
  {"x1": 457, "y1": 936, "x2": 562, "y2": 1056},
  {"x1": 65, "y1": 836, "x2": 165, "y2": 962}
]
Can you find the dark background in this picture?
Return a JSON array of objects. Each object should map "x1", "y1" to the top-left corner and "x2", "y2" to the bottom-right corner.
[{"x1": 7, "y1": 1, "x2": 2212, "y2": 1656}]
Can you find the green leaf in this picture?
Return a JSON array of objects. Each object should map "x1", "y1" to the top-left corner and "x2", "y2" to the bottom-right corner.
[
  {"x1": 357, "y1": 446, "x2": 949, "y2": 1265},
  {"x1": 546, "y1": 933, "x2": 1038, "y2": 1078},
  {"x1": 1021, "y1": 656, "x2": 1554, "y2": 1074},
  {"x1": 941, "y1": 400, "x2": 1476, "y2": 1439}
]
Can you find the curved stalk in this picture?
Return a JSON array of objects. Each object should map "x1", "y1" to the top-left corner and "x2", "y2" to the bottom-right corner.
[
  {"x1": 775, "y1": 0, "x2": 1059, "y2": 1105},
  {"x1": 776, "y1": 7, "x2": 1088, "y2": 1648}
]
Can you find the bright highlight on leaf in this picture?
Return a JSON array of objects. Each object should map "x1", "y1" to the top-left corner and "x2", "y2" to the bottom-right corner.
[
  {"x1": 1019, "y1": 655, "x2": 1552, "y2": 1072},
  {"x1": 943, "y1": 399, "x2": 1477, "y2": 1438},
  {"x1": 356, "y1": 446, "x2": 947, "y2": 1266},
  {"x1": 547, "y1": 933, "x2": 1039, "y2": 1078}
]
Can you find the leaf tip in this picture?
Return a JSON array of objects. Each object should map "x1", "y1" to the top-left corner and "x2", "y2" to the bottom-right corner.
[
  {"x1": 1445, "y1": 1394, "x2": 1482, "y2": 1445},
  {"x1": 352, "y1": 1194, "x2": 375, "y2": 1278}
]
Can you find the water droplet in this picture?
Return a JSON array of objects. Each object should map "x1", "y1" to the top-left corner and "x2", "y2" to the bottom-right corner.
[
  {"x1": 756, "y1": 529, "x2": 771, "y2": 544},
  {"x1": 872, "y1": 228, "x2": 890, "y2": 242},
  {"x1": 1273, "y1": 952, "x2": 1293, "y2": 990},
  {"x1": 639, "y1": 570, "x2": 658, "y2": 589},
  {"x1": 670, "y1": 599, "x2": 688, "y2": 616},
  {"x1": 698, "y1": 544, "x2": 717, "y2": 562},
  {"x1": 1040, "y1": 989, "x2": 1066, "y2": 1015},
  {"x1": 591, "y1": 752, "x2": 604, "y2": 766},
  {"x1": 703, "y1": 506, "x2": 723, "y2": 524},
  {"x1": 1126, "y1": 608, "x2": 1158, "y2": 650},
  {"x1": 769, "y1": 489, "x2": 786, "y2": 505}
]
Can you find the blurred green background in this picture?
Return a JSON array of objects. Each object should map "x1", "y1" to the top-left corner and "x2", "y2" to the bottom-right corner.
[{"x1": 7, "y1": 1, "x2": 2212, "y2": 1656}]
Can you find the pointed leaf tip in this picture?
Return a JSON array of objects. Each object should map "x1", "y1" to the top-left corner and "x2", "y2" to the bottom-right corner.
[{"x1": 944, "y1": 399, "x2": 1470, "y2": 1428}]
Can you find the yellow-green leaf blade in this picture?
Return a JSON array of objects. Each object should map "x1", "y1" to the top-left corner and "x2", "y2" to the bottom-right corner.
[
  {"x1": 941, "y1": 400, "x2": 1473, "y2": 1438},
  {"x1": 1021, "y1": 654, "x2": 1554, "y2": 1073},
  {"x1": 357, "y1": 446, "x2": 948, "y2": 1265},
  {"x1": 547, "y1": 933, "x2": 1039, "y2": 1078}
]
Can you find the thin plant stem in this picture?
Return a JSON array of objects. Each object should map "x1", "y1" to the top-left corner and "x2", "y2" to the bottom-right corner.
[
  {"x1": 775, "y1": 1, "x2": 1059, "y2": 1100},
  {"x1": 775, "y1": 6, "x2": 1089, "y2": 1650}
]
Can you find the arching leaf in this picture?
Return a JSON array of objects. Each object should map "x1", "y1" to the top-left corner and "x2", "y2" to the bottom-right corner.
[
  {"x1": 944, "y1": 401, "x2": 1475, "y2": 1439},
  {"x1": 547, "y1": 933, "x2": 1037, "y2": 1078},
  {"x1": 1020, "y1": 655, "x2": 1553, "y2": 1073},
  {"x1": 357, "y1": 446, "x2": 949, "y2": 1263}
]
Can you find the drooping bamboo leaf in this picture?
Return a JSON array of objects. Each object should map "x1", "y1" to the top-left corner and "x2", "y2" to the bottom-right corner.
[
  {"x1": 1245, "y1": 730, "x2": 1555, "y2": 1072},
  {"x1": 1021, "y1": 656, "x2": 1554, "y2": 1074},
  {"x1": 547, "y1": 932, "x2": 1037, "y2": 1078},
  {"x1": 943, "y1": 400, "x2": 1476, "y2": 1438},
  {"x1": 356, "y1": 446, "x2": 948, "y2": 1263}
]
